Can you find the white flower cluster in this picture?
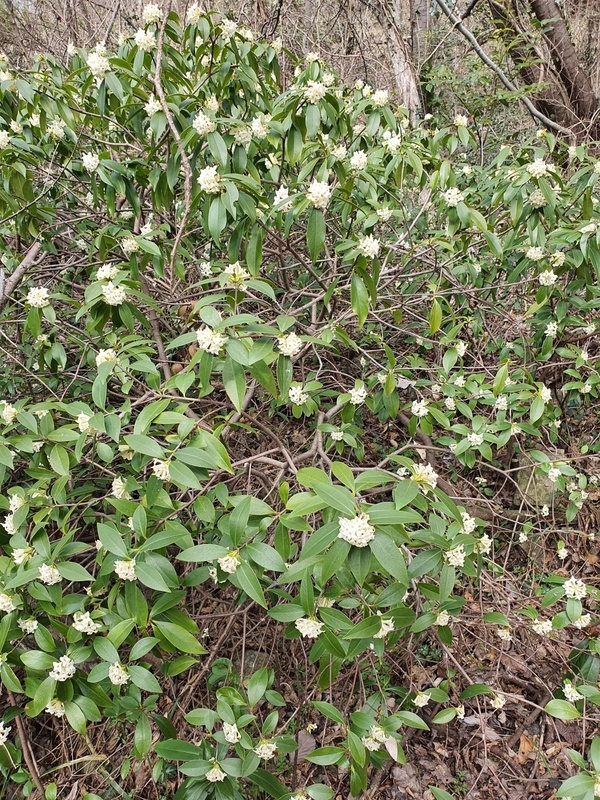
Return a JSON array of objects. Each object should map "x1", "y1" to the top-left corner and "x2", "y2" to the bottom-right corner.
[
  {"x1": 145, "y1": 95, "x2": 161, "y2": 116},
  {"x1": 526, "y1": 159, "x2": 548, "y2": 178},
  {"x1": 109, "y1": 661, "x2": 130, "y2": 685},
  {"x1": 382, "y1": 130, "x2": 401, "y2": 152},
  {"x1": 349, "y1": 385, "x2": 367, "y2": 405},
  {"x1": 111, "y1": 476, "x2": 130, "y2": 499},
  {"x1": 454, "y1": 114, "x2": 468, "y2": 127},
  {"x1": 87, "y1": 50, "x2": 110, "y2": 81},
  {"x1": 411, "y1": 399, "x2": 428, "y2": 418},
  {"x1": 102, "y1": 282, "x2": 127, "y2": 305},
  {"x1": 152, "y1": 459, "x2": 171, "y2": 480},
  {"x1": 114, "y1": 559, "x2": 137, "y2": 581},
  {"x1": 338, "y1": 512, "x2": 375, "y2": 547},
  {"x1": 306, "y1": 179, "x2": 331, "y2": 209},
  {"x1": 39, "y1": 564, "x2": 62, "y2": 585},
  {"x1": 277, "y1": 332, "x2": 302, "y2": 357},
  {"x1": 357, "y1": 234, "x2": 380, "y2": 259},
  {"x1": 0, "y1": 592, "x2": 16, "y2": 612},
  {"x1": 72, "y1": 611, "x2": 101, "y2": 633},
  {"x1": 563, "y1": 576, "x2": 587, "y2": 599},
  {"x1": 77, "y1": 411, "x2": 91, "y2": 432},
  {"x1": 49, "y1": 655, "x2": 76, "y2": 681},
  {"x1": 1, "y1": 403, "x2": 17, "y2": 424},
  {"x1": 223, "y1": 722, "x2": 241, "y2": 743},
  {"x1": 526, "y1": 246, "x2": 544, "y2": 261},
  {"x1": 289, "y1": 385, "x2": 309, "y2": 405},
  {"x1": 538, "y1": 269, "x2": 557, "y2": 286},
  {"x1": 254, "y1": 740, "x2": 277, "y2": 760},
  {"x1": 295, "y1": 617, "x2": 324, "y2": 638},
  {"x1": 0, "y1": 722, "x2": 10, "y2": 746},
  {"x1": 304, "y1": 80, "x2": 326, "y2": 104},
  {"x1": 410, "y1": 462, "x2": 438, "y2": 493},
  {"x1": 96, "y1": 348, "x2": 117, "y2": 366},
  {"x1": 122, "y1": 236, "x2": 139, "y2": 255},
  {"x1": 372, "y1": 89, "x2": 389, "y2": 107},
  {"x1": 193, "y1": 111, "x2": 216, "y2": 136},
  {"x1": 198, "y1": 165, "x2": 221, "y2": 194},
  {"x1": 82, "y1": 152, "x2": 99, "y2": 172},
  {"x1": 196, "y1": 326, "x2": 228, "y2": 355},
  {"x1": 142, "y1": 3, "x2": 162, "y2": 24},
  {"x1": 26, "y1": 286, "x2": 50, "y2": 307},
  {"x1": 445, "y1": 544, "x2": 466, "y2": 567},
  {"x1": 0, "y1": 130, "x2": 10, "y2": 148},
  {"x1": 217, "y1": 551, "x2": 240, "y2": 573},
  {"x1": 98, "y1": 264, "x2": 119, "y2": 280},
  {"x1": 350, "y1": 150, "x2": 368, "y2": 171},
  {"x1": 45, "y1": 699, "x2": 65, "y2": 717},
  {"x1": 274, "y1": 185, "x2": 292, "y2": 211},
  {"x1": 532, "y1": 618, "x2": 552, "y2": 635},
  {"x1": 134, "y1": 29, "x2": 156, "y2": 50},
  {"x1": 187, "y1": 5, "x2": 203, "y2": 24},
  {"x1": 205, "y1": 763, "x2": 226, "y2": 782},
  {"x1": 442, "y1": 187, "x2": 464, "y2": 207},
  {"x1": 563, "y1": 681, "x2": 583, "y2": 703}
]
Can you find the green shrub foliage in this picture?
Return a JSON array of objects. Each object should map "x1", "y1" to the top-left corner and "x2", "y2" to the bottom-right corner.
[{"x1": 0, "y1": 8, "x2": 599, "y2": 799}]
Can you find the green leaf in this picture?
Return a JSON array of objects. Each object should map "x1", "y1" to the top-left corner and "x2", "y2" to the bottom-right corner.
[
  {"x1": 312, "y1": 483, "x2": 356, "y2": 517},
  {"x1": 128, "y1": 665, "x2": 163, "y2": 693},
  {"x1": 351, "y1": 272, "x2": 369, "y2": 327},
  {"x1": 56, "y1": 562, "x2": 94, "y2": 582},
  {"x1": 370, "y1": 532, "x2": 408, "y2": 583},
  {"x1": 231, "y1": 560, "x2": 267, "y2": 608},
  {"x1": 545, "y1": 699, "x2": 581, "y2": 720},
  {"x1": 312, "y1": 701, "x2": 346, "y2": 725},
  {"x1": 49, "y1": 444, "x2": 70, "y2": 476},
  {"x1": 153, "y1": 621, "x2": 207, "y2": 655},
  {"x1": 97, "y1": 523, "x2": 128, "y2": 557},
  {"x1": 223, "y1": 358, "x2": 246, "y2": 412},
  {"x1": 429, "y1": 298, "x2": 442, "y2": 334},
  {"x1": 307, "y1": 208, "x2": 326, "y2": 264},
  {"x1": 124, "y1": 434, "x2": 165, "y2": 458},
  {"x1": 305, "y1": 747, "x2": 345, "y2": 766}
]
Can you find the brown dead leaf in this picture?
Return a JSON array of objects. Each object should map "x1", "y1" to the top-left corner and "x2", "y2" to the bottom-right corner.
[{"x1": 516, "y1": 733, "x2": 535, "y2": 765}]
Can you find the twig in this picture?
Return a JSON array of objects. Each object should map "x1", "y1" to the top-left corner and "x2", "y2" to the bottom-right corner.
[
  {"x1": 0, "y1": 241, "x2": 45, "y2": 311},
  {"x1": 7, "y1": 690, "x2": 45, "y2": 798},
  {"x1": 432, "y1": 0, "x2": 572, "y2": 137}
]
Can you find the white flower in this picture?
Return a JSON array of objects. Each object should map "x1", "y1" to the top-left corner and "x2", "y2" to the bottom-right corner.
[
  {"x1": 369, "y1": 725, "x2": 387, "y2": 743},
  {"x1": 199, "y1": 260, "x2": 212, "y2": 277},
  {"x1": 372, "y1": 89, "x2": 389, "y2": 107},
  {"x1": 2, "y1": 514, "x2": 16, "y2": 535},
  {"x1": 330, "y1": 430, "x2": 344, "y2": 442},
  {"x1": 195, "y1": 326, "x2": 228, "y2": 355},
  {"x1": 526, "y1": 246, "x2": 544, "y2": 261},
  {"x1": 573, "y1": 614, "x2": 591, "y2": 629},
  {"x1": 122, "y1": 236, "x2": 139, "y2": 255},
  {"x1": 277, "y1": 332, "x2": 302, "y2": 358},
  {"x1": 547, "y1": 467, "x2": 561, "y2": 483},
  {"x1": 490, "y1": 694, "x2": 506, "y2": 709},
  {"x1": 545, "y1": 321, "x2": 558, "y2": 337},
  {"x1": 445, "y1": 544, "x2": 466, "y2": 567},
  {"x1": 87, "y1": 51, "x2": 110, "y2": 80},
  {"x1": 494, "y1": 395, "x2": 508, "y2": 411},
  {"x1": 474, "y1": 534, "x2": 492, "y2": 555},
  {"x1": 1, "y1": 404, "x2": 17, "y2": 424},
  {"x1": 349, "y1": 385, "x2": 368, "y2": 405},
  {"x1": 563, "y1": 681, "x2": 583, "y2": 702},
  {"x1": 82, "y1": 152, "x2": 99, "y2": 172},
  {"x1": 331, "y1": 144, "x2": 347, "y2": 160},
  {"x1": 251, "y1": 116, "x2": 270, "y2": 138},
  {"x1": 223, "y1": 722, "x2": 241, "y2": 743},
  {"x1": 377, "y1": 207, "x2": 393, "y2": 222},
  {"x1": 410, "y1": 463, "x2": 438, "y2": 493},
  {"x1": 118, "y1": 443, "x2": 135, "y2": 461},
  {"x1": 526, "y1": 159, "x2": 548, "y2": 178},
  {"x1": 145, "y1": 96, "x2": 161, "y2": 116},
  {"x1": 357, "y1": 235, "x2": 380, "y2": 259},
  {"x1": 187, "y1": 4, "x2": 203, "y2": 24},
  {"x1": 580, "y1": 222, "x2": 597, "y2": 234},
  {"x1": 96, "y1": 348, "x2": 117, "y2": 367},
  {"x1": 198, "y1": 165, "x2": 221, "y2": 194},
  {"x1": 435, "y1": 610, "x2": 450, "y2": 626},
  {"x1": 295, "y1": 617, "x2": 324, "y2": 638},
  {"x1": 350, "y1": 150, "x2": 368, "y2": 171},
  {"x1": 142, "y1": 3, "x2": 162, "y2": 24},
  {"x1": 361, "y1": 736, "x2": 380, "y2": 751},
  {"x1": 529, "y1": 189, "x2": 546, "y2": 208},
  {"x1": 442, "y1": 187, "x2": 464, "y2": 207},
  {"x1": 455, "y1": 341, "x2": 468, "y2": 357},
  {"x1": 411, "y1": 399, "x2": 429, "y2": 418},
  {"x1": 461, "y1": 512, "x2": 476, "y2": 533},
  {"x1": 205, "y1": 763, "x2": 226, "y2": 782},
  {"x1": 454, "y1": 375, "x2": 466, "y2": 387},
  {"x1": 288, "y1": 385, "x2": 308, "y2": 406},
  {"x1": 0, "y1": 722, "x2": 10, "y2": 746},
  {"x1": 48, "y1": 117, "x2": 67, "y2": 138},
  {"x1": 77, "y1": 412, "x2": 91, "y2": 433},
  {"x1": 111, "y1": 476, "x2": 130, "y2": 500},
  {"x1": 0, "y1": 592, "x2": 16, "y2": 612},
  {"x1": 221, "y1": 18, "x2": 237, "y2": 38},
  {"x1": 563, "y1": 577, "x2": 587, "y2": 600},
  {"x1": 453, "y1": 114, "x2": 468, "y2": 127},
  {"x1": 38, "y1": 564, "x2": 62, "y2": 585},
  {"x1": 26, "y1": 286, "x2": 50, "y2": 308},
  {"x1": 254, "y1": 740, "x2": 277, "y2": 760},
  {"x1": 557, "y1": 545, "x2": 568, "y2": 560},
  {"x1": 72, "y1": 611, "x2": 101, "y2": 634},
  {"x1": 444, "y1": 397, "x2": 456, "y2": 411},
  {"x1": 49, "y1": 655, "x2": 76, "y2": 681},
  {"x1": 217, "y1": 551, "x2": 240, "y2": 574},
  {"x1": 232, "y1": 126, "x2": 252, "y2": 147},
  {"x1": 97, "y1": 264, "x2": 119, "y2": 280},
  {"x1": 373, "y1": 616, "x2": 394, "y2": 639},
  {"x1": 304, "y1": 81, "x2": 326, "y2": 104},
  {"x1": 193, "y1": 110, "x2": 216, "y2": 136},
  {"x1": 114, "y1": 559, "x2": 137, "y2": 581},
  {"x1": 134, "y1": 28, "x2": 155, "y2": 50},
  {"x1": 467, "y1": 432, "x2": 484, "y2": 447},
  {"x1": 102, "y1": 282, "x2": 127, "y2": 306},
  {"x1": 13, "y1": 547, "x2": 33, "y2": 566},
  {"x1": 550, "y1": 251, "x2": 565, "y2": 267},
  {"x1": 539, "y1": 385, "x2": 552, "y2": 403},
  {"x1": 532, "y1": 619, "x2": 552, "y2": 635},
  {"x1": 109, "y1": 662, "x2": 130, "y2": 685},
  {"x1": 538, "y1": 270, "x2": 557, "y2": 286},
  {"x1": 338, "y1": 512, "x2": 375, "y2": 547},
  {"x1": 382, "y1": 131, "x2": 401, "y2": 152},
  {"x1": 413, "y1": 692, "x2": 430, "y2": 708},
  {"x1": 45, "y1": 699, "x2": 65, "y2": 717},
  {"x1": 0, "y1": 130, "x2": 10, "y2": 148},
  {"x1": 274, "y1": 185, "x2": 292, "y2": 211},
  {"x1": 497, "y1": 627, "x2": 512, "y2": 641},
  {"x1": 152, "y1": 459, "x2": 170, "y2": 481},
  {"x1": 306, "y1": 180, "x2": 331, "y2": 209}
]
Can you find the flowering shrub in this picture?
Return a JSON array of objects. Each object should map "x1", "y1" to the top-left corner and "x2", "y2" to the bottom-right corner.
[{"x1": 0, "y1": 9, "x2": 599, "y2": 799}]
